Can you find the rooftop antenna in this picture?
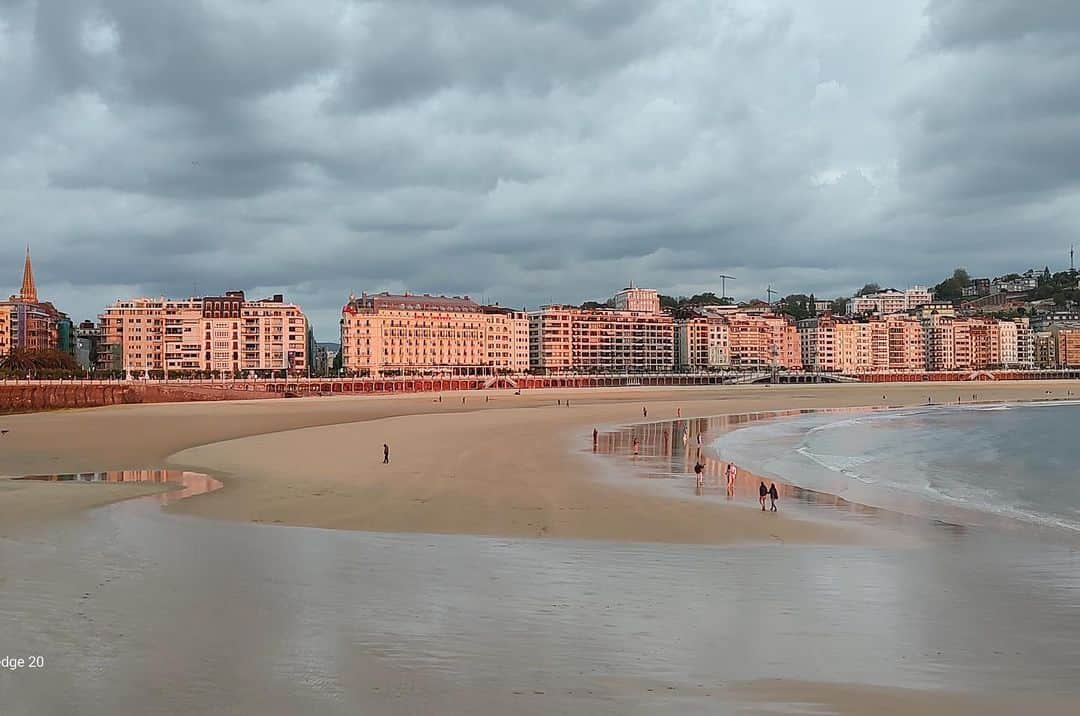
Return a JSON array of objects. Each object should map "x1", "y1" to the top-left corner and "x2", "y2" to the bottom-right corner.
[{"x1": 718, "y1": 274, "x2": 735, "y2": 302}]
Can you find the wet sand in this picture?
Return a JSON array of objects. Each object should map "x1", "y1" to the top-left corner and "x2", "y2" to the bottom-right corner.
[
  {"x1": 3, "y1": 382, "x2": 1080, "y2": 714},
  {"x1": 3, "y1": 381, "x2": 1075, "y2": 543},
  {"x1": 2, "y1": 498, "x2": 1077, "y2": 715}
]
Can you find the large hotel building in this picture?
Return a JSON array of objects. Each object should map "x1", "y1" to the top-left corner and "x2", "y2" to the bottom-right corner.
[
  {"x1": 529, "y1": 285, "x2": 675, "y2": 373},
  {"x1": 98, "y1": 291, "x2": 309, "y2": 376},
  {"x1": 340, "y1": 293, "x2": 529, "y2": 376}
]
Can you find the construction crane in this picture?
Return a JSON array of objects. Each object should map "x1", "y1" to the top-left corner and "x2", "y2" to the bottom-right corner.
[
  {"x1": 718, "y1": 274, "x2": 735, "y2": 303},
  {"x1": 766, "y1": 285, "x2": 777, "y2": 305}
]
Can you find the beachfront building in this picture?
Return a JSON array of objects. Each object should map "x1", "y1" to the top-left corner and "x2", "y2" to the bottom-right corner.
[
  {"x1": 1, "y1": 247, "x2": 70, "y2": 356},
  {"x1": 339, "y1": 293, "x2": 529, "y2": 377},
  {"x1": 679, "y1": 307, "x2": 801, "y2": 371},
  {"x1": 98, "y1": 291, "x2": 309, "y2": 377},
  {"x1": 797, "y1": 314, "x2": 900, "y2": 373},
  {"x1": 847, "y1": 286, "x2": 933, "y2": 317},
  {"x1": 1056, "y1": 329, "x2": 1080, "y2": 368},
  {"x1": 1034, "y1": 332, "x2": 1058, "y2": 368},
  {"x1": 921, "y1": 315, "x2": 1030, "y2": 371},
  {"x1": 796, "y1": 312, "x2": 1037, "y2": 373},
  {"x1": 676, "y1": 313, "x2": 729, "y2": 370},
  {"x1": 530, "y1": 286, "x2": 675, "y2": 373},
  {"x1": 885, "y1": 314, "x2": 927, "y2": 371},
  {"x1": 725, "y1": 312, "x2": 802, "y2": 370},
  {"x1": 0, "y1": 305, "x2": 9, "y2": 357}
]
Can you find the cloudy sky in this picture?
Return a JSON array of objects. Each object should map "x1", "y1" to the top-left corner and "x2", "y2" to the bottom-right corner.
[{"x1": 2, "y1": 0, "x2": 1078, "y2": 339}]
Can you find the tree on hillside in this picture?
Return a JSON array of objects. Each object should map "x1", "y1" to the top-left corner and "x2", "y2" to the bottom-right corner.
[
  {"x1": 933, "y1": 267, "x2": 972, "y2": 301},
  {"x1": 778, "y1": 294, "x2": 812, "y2": 321},
  {"x1": 830, "y1": 297, "x2": 849, "y2": 315},
  {"x1": 1030, "y1": 269, "x2": 1080, "y2": 305}
]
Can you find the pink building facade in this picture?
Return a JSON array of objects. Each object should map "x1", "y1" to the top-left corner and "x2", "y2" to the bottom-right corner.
[
  {"x1": 678, "y1": 309, "x2": 802, "y2": 371},
  {"x1": 921, "y1": 314, "x2": 1031, "y2": 371},
  {"x1": 530, "y1": 287, "x2": 675, "y2": 374},
  {"x1": 801, "y1": 312, "x2": 1028, "y2": 373},
  {"x1": 98, "y1": 291, "x2": 309, "y2": 377},
  {"x1": 340, "y1": 293, "x2": 529, "y2": 376}
]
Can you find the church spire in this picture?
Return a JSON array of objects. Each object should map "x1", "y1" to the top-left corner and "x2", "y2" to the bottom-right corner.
[{"x1": 20, "y1": 245, "x2": 37, "y2": 302}]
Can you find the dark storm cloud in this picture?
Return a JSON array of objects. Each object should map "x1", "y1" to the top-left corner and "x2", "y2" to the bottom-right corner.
[
  {"x1": 2, "y1": 0, "x2": 1079, "y2": 339},
  {"x1": 900, "y1": 0, "x2": 1080, "y2": 209}
]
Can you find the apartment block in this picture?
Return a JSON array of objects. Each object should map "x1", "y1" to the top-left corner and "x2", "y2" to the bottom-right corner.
[
  {"x1": 98, "y1": 291, "x2": 308, "y2": 376},
  {"x1": 530, "y1": 286, "x2": 674, "y2": 374},
  {"x1": 1055, "y1": 328, "x2": 1080, "y2": 368},
  {"x1": 922, "y1": 315, "x2": 1029, "y2": 371}
]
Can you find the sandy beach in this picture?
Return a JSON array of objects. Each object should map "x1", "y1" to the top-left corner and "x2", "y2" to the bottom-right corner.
[
  {"x1": 0, "y1": 381, "x2": 1072, "y2": 541},
  {"x1": 3, "y1": 381, "x2": 1079, "y2": 715}
]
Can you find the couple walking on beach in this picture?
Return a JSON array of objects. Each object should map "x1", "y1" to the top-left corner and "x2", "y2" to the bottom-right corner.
[{"x1": 759, "y1": 482, "x2": 778, "y2": 511}]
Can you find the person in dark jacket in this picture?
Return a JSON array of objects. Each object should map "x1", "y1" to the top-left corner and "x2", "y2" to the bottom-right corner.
[
  {"x1": 383, "y1": 444, "x2": 390, "y2": 464},
  {"x1": 769, "y1": 483, "x2": 779, "y2": 512},
  {"x1": 759, "y1": 481, "x2": 768, "y2": 511}
]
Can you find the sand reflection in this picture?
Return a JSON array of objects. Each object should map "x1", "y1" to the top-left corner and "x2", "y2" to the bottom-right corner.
[{"x1": 14, "y1": 469, "x2": 222, "y2": 504}]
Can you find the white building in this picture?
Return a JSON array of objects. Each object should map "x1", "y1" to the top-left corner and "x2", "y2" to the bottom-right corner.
[{"x1": 848, "y1": 286, "x2": 933, "y2": 316}]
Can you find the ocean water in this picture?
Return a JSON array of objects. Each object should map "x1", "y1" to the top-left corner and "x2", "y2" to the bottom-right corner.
[{"x1": 710, "y1": 401, "x2": 1080, "y2": 534}]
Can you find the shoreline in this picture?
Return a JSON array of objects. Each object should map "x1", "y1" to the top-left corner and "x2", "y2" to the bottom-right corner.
[
  {"x1": 1, "y1": 381, "x2": 1076, "y2": 543},
  {"x1": 4, "y1": 382, "x2": 1080, "y2": 714}
]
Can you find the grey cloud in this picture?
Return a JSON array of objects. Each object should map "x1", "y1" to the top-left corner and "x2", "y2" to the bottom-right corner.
[{"x1": 2, "y1": 0, "x2": 1079, "y2": 340}]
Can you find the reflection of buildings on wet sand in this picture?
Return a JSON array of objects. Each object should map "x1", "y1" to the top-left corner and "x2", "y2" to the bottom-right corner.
[
  {"x1": 17, "y1": 470, "x2": 221, "y2": 503},
  {"x1": 593, "y1": 411, "x2": 885, "y2": 513}
]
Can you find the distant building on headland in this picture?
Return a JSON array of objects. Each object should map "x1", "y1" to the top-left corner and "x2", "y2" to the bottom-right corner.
[
  {"x1": 530, "y1": 285, "x2": 675, "y2": 374},
  {"x1": 961, "y1": 278, "x2": 992, "y2": 298},
  {"x1": 847, "y1": 286, "x2": 933, "y2": 317},
  {"x1": 0, "y1": 247, "x2": 69, "y2": 356},
  {"x1": 340, "y1": 293, "x2": 529, "y2": 377},
  {"x1": 677, "y1": 306, "x2": 802, "y2": 371},
  {"x1": 98, "y1": 291, "x2": 309, "y2": 377}
]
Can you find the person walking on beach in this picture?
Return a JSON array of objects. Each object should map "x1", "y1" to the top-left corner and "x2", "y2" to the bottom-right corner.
[
  {"x1": 632, "y1": 438, "x2": 640, "y2": 459},
  {"x1": 677, "y1": 407, "x2": 681, "y2": 418},
  {"x1": 592, "y1": 427, "x2": 598, "y2": 450},
  {"x1": 759, "y1": 481, "x2": 768, "y2": 511},
  {"x1": 383, "y1": 444, "x2": 390, "y2": 464},
  {"x1": 768, "y1": 483, "x2": 779, "y2": 512},
  {"x1": 643, "y1": 406, "x2": 648, "y2": 418},
  {"x1": 694, "y1": 461, "x2": 705, "y2": 490}
]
